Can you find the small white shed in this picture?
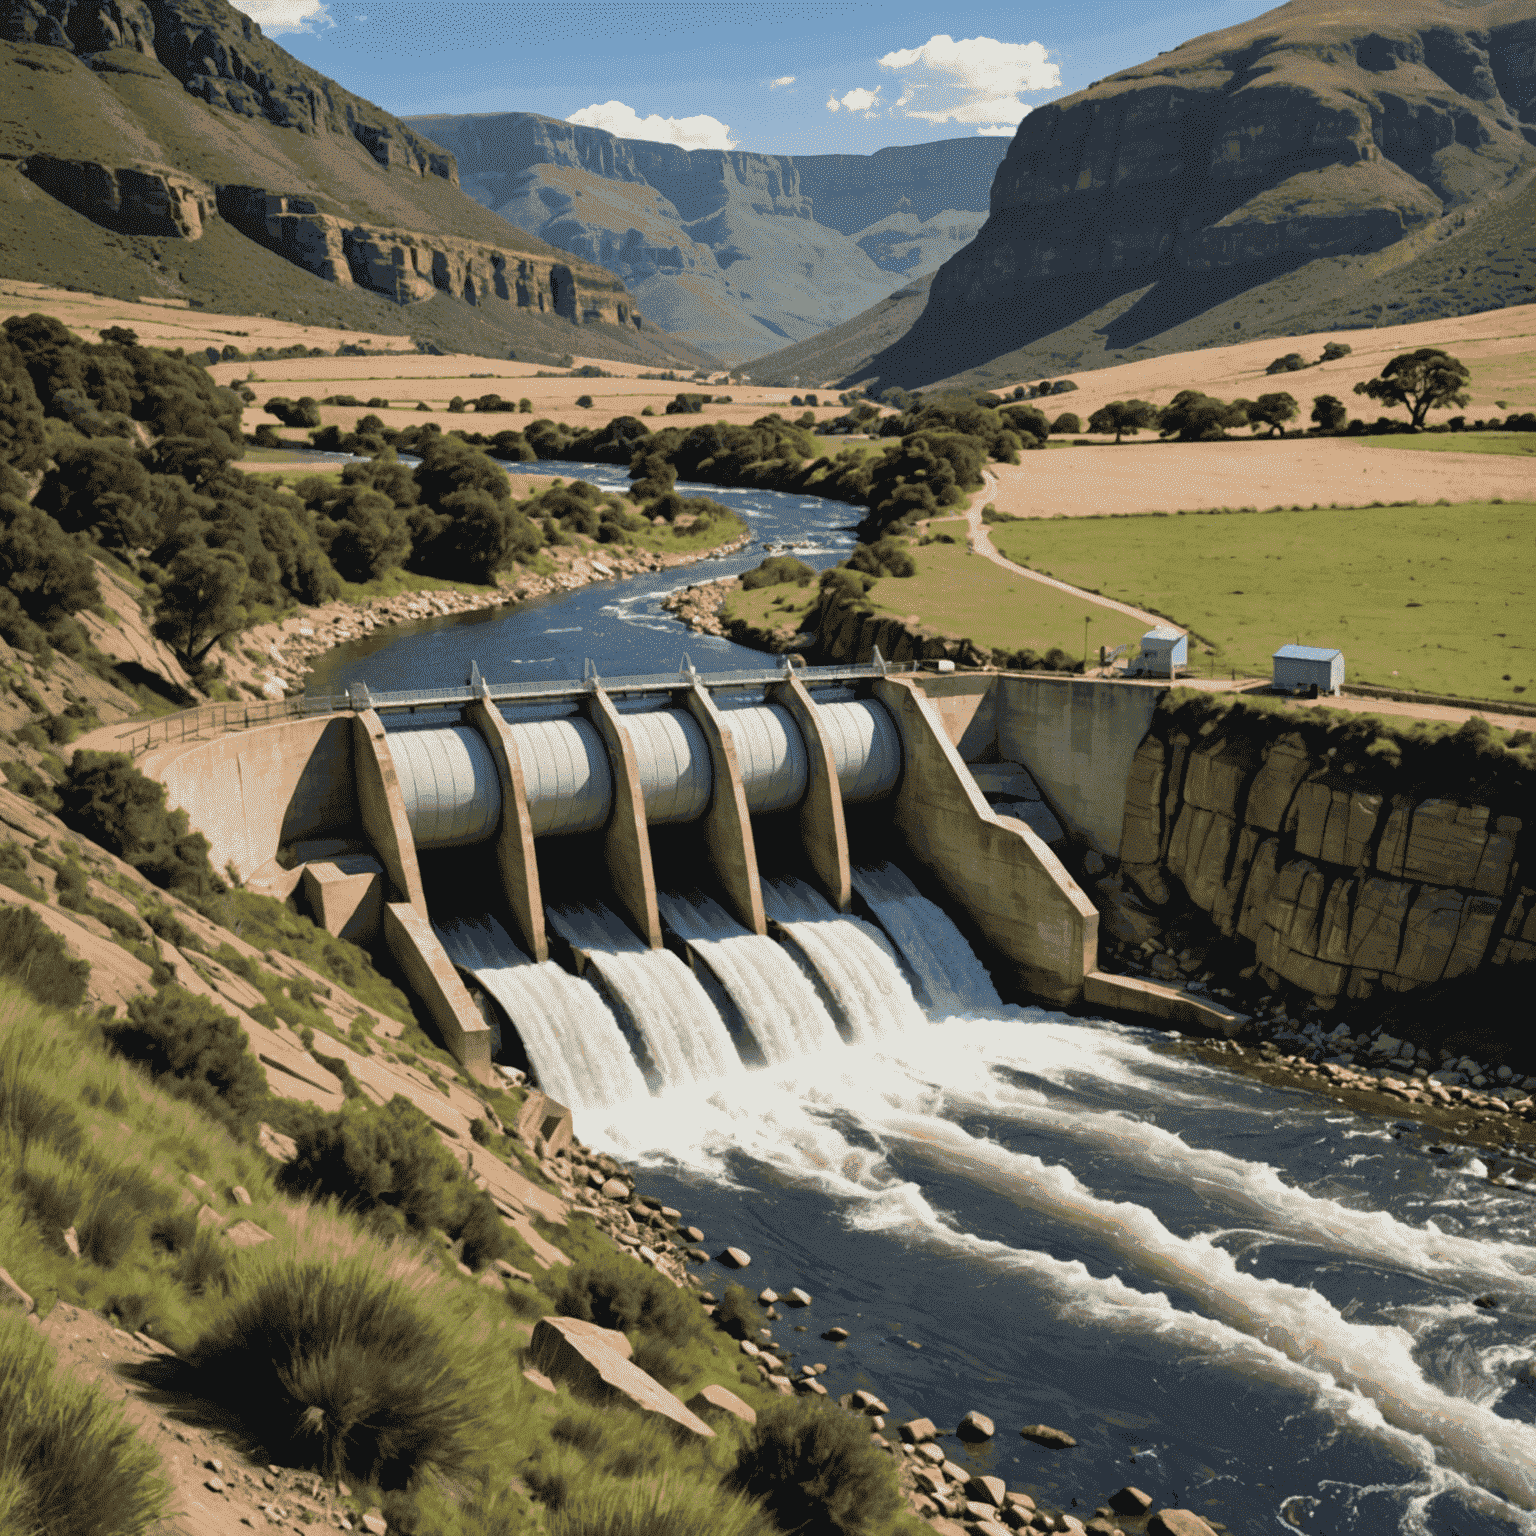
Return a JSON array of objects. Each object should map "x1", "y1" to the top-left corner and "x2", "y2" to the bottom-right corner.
[
  {"x1": 1273, "y1": 644, "x2": 1344, "y2": 695},
  {"x1": 1138, "y1": 626, "x2": 1187, "y2": 678}
]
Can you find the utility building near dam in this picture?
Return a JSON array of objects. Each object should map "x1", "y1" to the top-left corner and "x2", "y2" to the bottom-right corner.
[{"x1": 134, "y1": 664, "x2": 1248, "y2": 1095}]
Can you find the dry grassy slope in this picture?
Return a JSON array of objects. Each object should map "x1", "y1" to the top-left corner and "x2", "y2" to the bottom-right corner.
[
  {"x1": 756, "y1": 0, "x2": 1536, "y2": 391},
  {"x1": 0, "y1": 5, "x2": 713, "y2": 367}
]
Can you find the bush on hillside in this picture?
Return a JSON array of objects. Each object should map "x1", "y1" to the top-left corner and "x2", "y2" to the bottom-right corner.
[
  {"x1": 712, "y1": 1283, "x2": 759, "y2": 1340},
  {"x1": 554, "y1": 1246, "x2": 703, "y2": 1348},
  {"x1": 264, "y1": 396, "x2": 322, "y2": 428},
  {"x1": 104, "y1": 985, "x2": 269, "y2": 1139},
  {"x1": 727, "y1": 1397, "x2": 903, "y2": 1536},
  {"x1": 277, "y1": 1095, "x2": 509, "y2": 1267},
  {"x1": 0, "y1": 334, "x2": 49, "y2": 473},
  {"x1": 0, "y1": 1310, "x2": 168, "y2": 1536},
  {"x1": 186, "y1": 1262, "x2": 477, "y2": 1487},
  {"x1": 60, "y1": 752, "x2": 222, "y2": 900},
  {"x1": 844, "y1": 537, "x2": 914, "y2": 579},
  {"x1": 0, "y1": 906, "x2": 90, "y2": 1009},
  {"x1": 1051, "y1": 411, "x2": 1082, "y2": 435},
  {"x1": 0, "y1": 493, "x2": 102, "y2": 628}
]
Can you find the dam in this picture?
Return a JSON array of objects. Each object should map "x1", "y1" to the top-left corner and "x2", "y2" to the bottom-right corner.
[{"x1": 139, "y1": 658, "x2": 1243, "y2": 1088}]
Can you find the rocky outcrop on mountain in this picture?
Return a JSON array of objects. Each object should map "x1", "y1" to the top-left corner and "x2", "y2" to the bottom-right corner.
[
  {"x1": 407, "y1": 111, "x2": 1007, "y2": 362},
  {"x1": 215, "y1": 185, "x2": 640, "y2": 323},
  {"x1": 2, "y1": 0, "x2": 457, "y2": 180},
  {"x1": 1115, "y1": 713, "x2": 1532, "y2": 1005},
  {"x1": 817, "y1": 0, "x2": 1536, "y2": 390},
  {"x1": 20, "y1": 154, "x2": 213, "y2": 236}
]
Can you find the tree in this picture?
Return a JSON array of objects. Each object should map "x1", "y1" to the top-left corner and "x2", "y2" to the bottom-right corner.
[
  {"x1": 1266, "y1": 353, "x2": 1306, "y2": 375},
  {"x1": 152, "y1": 546, "x2": 247, "y2": 672},
  {"x1": 0, "y1": 494, "x2": 101, "y2": 622},
  {"x1": 36, "y1": 439, "x2": 155, "y2": 551},
  {"x1": 99, "y1": 326, "x2": 139, "y2": 347},
  {"x1": 0, "y1": 335, "x2": 47, "y2": 473},
  {"x1": 1246, "y1": 392, "x2": 1298, "y2": 437},
  {"x1": 1087, "y1": 399, "x2": 1159, "y2": 444},
  {"x1": 1311, "y1": 394, "x2": 1348, "y2": 432},
  {"x1": 412, "y1": 433, "x2": 511, "y2": 510},
  {"x1": 1320, "y1": 341, "x2": 1352, "y2": 362},
  {"x1": 1158, "y1": 391, "x2": 1247, "y2": 441},
  {"x1": 315, "y1": 485, "x2": 410, "y2": 582},
  {"x1": 1051, "y1": 411, "x2": 1082, "y2": 435},
  {"x1": 1353, "y1": 348, "x2": 1470, "y2": 429}
]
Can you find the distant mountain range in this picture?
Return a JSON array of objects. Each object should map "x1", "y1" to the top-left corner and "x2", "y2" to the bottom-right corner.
[
  {"x1": 0, "y1": 0, "x2": 710, "y2": 367},
  {"x1": 752, "y1": 0, "x2": 1536, "y2": 390},
  {"x1": 404, "y1": 114, "x2": 1008, "y2": 364}
]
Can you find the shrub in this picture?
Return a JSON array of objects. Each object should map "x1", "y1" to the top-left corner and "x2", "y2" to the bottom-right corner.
[
  {"x1": 1320, "y1": 341, "x2": 1352, "y2": 362},
  {"x1": 1266, "y1": 353, "x2": 1306, "y2": 374},
  {"x1": 741, "y1": 555, "x2": 815, "y2": 591},
  {"x1": 187, "y1": 1262, "x2": 477, "y2": 1487},
  {"x1": 712, "y1": 1283, "x2": 758, "y2": 1340},
  {"x1": 60, "y1": 752, "x2": 221, "y2": 900},
  {"x1": 103, "y1": 985, "x2": 268, "y2": 1138},
  {"x1": 555, "y1": 1246, "x2": 702, "y2": 1348},
  {"x1": 728, "y1": 1397, "x2": 903, "y2": 1536},
  {"x1": 844, "y1": 538, "x2": 914, "y2": 579},
  {"x1": 278, "y1": 1096, "x2": 507, "y2": 1265},
  {"x1": 549, "y1": 1476, "x2": 775, "y2": 1536},
  {"x1": 1050, "y1": 411, "x2": 1081, "y2": 434},
  {"x1": 0, "y1": 906, "x2": 90, "y2": 1008},
  {"x1": 0, "y1": 1310, "x2": 168, "y2": 1536}
]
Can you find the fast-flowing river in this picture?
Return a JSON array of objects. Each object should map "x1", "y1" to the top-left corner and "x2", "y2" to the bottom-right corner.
[{"x1": 308, "y1": 460, "x2": 1536, "y2": 1535}]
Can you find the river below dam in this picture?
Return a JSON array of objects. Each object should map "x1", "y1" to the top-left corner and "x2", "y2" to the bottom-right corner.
[{"x1": 305, "y1": 460, "x2": 1536, "y2": 1535}]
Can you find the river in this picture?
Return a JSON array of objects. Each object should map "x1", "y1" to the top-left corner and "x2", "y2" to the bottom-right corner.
[{"x1": 308, "y1": 461, "x2": 1536, "y2": 1535}]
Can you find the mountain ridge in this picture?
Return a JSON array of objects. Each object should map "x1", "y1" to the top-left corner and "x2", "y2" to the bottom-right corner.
[
  {"x1": 406, "y1": 112, "x2": 1007, "y2": 363},
  {"x1": 751, "y1": 0, "x2": 1536, "y2": 389}
]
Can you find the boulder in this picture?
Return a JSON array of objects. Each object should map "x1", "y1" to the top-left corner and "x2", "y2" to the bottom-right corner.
[
  {"x1": 957, "y1": 1410, "x2": 995, "y2": 1441},
  {"x1": 900, "y1": 1416, "x2": 939, "y2": 1444},
  {"x1": 758, "y1": 1288, "x2": 779, "y2": 1304},
  {"x1": 62, "y1": 1226, "x2": 80, "y2": 1258},
  {"x1": 601, "y1": 1178, "x2": 629, "y2": 1199},
  {"x1": 1093, "y1": 874, "x2": 1161, "y2": 946},
  {"x1": 1108, "y1": 1487, "x2": 1153, "y2": 1515},
  {"x1": 793, "y1": 1376, "x2": 828, "y2": 1395},
  {"x1": 823, "y1": 1325, "x2": 849, "y2": 1341},
  {"x1": 1019, "y1": 1423, "x2": 1076, "y2": 1448},
  {"x1": 687, "y1": 1383, "x2": 757, "y2": 1425},
  {"x1": 529, "y1": 1317, "x2": 713, "y2": 1437},
  {"x1": 965, "y1": 1473, "x2": 1007, "y2": 1507},
  {"x1": 222, "y1": 1220, "x2": 274, "y2": 1248},
  {"x1": 515, "y1": 1090, "x2": 573, "y2": 1155},
  {"x1": 718, "y1": 1246, "x2": 752, "y2": 1269},
  {"x1": 1148, "y1": 1512, "x2": 1218, "y2": 1536},
  {"x1": 785, "y1": 1286, "x2": 812, "y2": 1307},
  {"x1": 521, "y1": 1367, "x2": 556, "y2": 1393},
  {"x1": 853, "y1": 1390, "x2": 889, "y2": 1414},
  {"x1": 258, "y1": 1122, "x2": 298, "y2": 1162}
]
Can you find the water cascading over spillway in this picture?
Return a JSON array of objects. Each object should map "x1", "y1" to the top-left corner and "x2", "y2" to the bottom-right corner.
[
  {"x1": 760, "y1": 878, "x2": 927, "y2": 1041},
  {"x1": 545, "y1": 903, "x2": 743, "y2": 1091},
  {"x1": 852, "y1": 862, "x2": 1002, "y2": 1016},
  {"x1": 434, "y1": 915, "x2": 646, "y2": 1112},
  {"x1": 656, "y1": 891, "x2": 844, "y2": 1066}
]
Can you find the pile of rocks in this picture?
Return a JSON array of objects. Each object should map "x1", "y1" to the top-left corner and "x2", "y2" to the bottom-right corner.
[{"x1": 661, "y1": 576, "x2": 739, "y2": 637}]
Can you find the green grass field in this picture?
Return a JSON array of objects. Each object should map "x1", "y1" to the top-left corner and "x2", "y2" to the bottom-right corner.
[
  {"x1": 1356, "y1": 432, "x2": 1536, "y2": 456},
  {"x1": 989, "y1": 501, "x2": 1536, "y2": 699}
]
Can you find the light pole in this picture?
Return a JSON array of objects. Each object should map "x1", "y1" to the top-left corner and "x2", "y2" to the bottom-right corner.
[{"x1": 1083, "y1": 615, "x2": 1092, "y2": 671}]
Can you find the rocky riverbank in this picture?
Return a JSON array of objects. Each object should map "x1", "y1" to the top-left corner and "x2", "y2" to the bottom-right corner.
[{"x1": 228, "y1": 531, "x2": 752, "y2": 700}]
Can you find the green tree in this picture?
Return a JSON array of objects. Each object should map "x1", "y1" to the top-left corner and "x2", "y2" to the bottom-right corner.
[
  {"x1": 314, "y1": 485, "x2": 410, "y2": 582},
  {"x1": 1087, "y1": 399, "x2": 1159, "y2": 444},
  {"x1": 1246, "y1": 392, "x2": 1298, "y2": 437},
  {"x1": 1320, "y1": 341, "x2": 1352, "y2": 362},
  {"x1": 1158, "y1": 391, "x2": 1247, "y2": 441},
  {"x1": 0, "y1": 335, "x2": 47, "y2": 473},
  {"x1": 1353, "y1": 348, "x2": 1470, "y2": 429},
  {"x1": 1051, "y1": 411, "x2": 1082, "y2": 435},
  {"x1": 0, "y1": 495, "x2": 101, "y2": 624},
  {"x1": 1266, "y1": 353, "x2": 1306, "y2": 375},
  {"x1": 1311, "y1": 394, "x2": 1348, "y2": 432},
  {"x1": 36, "y1": 440, "x2": 155, "y2": 551},
  {"x1": 152, "y1": 546, "x2": 247, "y2": 672}
]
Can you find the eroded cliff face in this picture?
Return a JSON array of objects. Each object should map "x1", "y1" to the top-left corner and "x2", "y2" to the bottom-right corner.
[
  {"x1": 2, "y1": 0, "x2": 458, "y2": 180},
  {"x1": 876, "y1": 0, "x2": 1536, "y2": 383},
  {"x1": 215, "y1": 185, "x2": 639, "y2": 323},
  {"x1": 21, "y1": 154, "x2": 213, "y2": 237},
  {"x1": 1115, "y1": 715, "x2": 1532, "y2": 1006}
]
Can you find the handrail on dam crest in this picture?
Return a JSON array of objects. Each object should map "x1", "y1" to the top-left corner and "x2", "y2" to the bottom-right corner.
[{"x1": 103, "y1": 655, "x2": 896, "y2": 759}]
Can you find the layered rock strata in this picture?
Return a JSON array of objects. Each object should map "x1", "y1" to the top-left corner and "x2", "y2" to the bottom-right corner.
[
  {"x1": 20, "y1": 155, "x2": 213, "y2": 237},
  {"x1": 1117, "y1": 724, "x2": 1530, "y2": 1004}
]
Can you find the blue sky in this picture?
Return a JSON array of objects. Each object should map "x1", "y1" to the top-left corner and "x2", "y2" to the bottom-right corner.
[{"x1": 233, "y1": 0, "x2": 1271, "y2": 155}]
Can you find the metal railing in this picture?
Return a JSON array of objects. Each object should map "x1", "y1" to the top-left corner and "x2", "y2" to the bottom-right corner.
[{"x1": 104, "y1": 654, "x2": 898, "y2": 757}]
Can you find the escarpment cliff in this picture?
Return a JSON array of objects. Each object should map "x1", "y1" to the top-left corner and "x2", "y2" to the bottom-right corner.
[
  {"x1": 1109, "y1": 699, "x2": 1532, "y2": 1008},
  {"x1": 409, "y1": 112, "x2": 1005, "y2": 363},
  {"x1": 0, "y1": 0, "x2": 706, "y2": 365},
  {"x1": 793, "y1": 0, "x2": 1536, "y2": 391}
]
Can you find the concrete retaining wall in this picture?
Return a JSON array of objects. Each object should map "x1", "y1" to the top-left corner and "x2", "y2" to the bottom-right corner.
[{"x1": 144, "y1": 714, "x2": 356, "y2": 881}]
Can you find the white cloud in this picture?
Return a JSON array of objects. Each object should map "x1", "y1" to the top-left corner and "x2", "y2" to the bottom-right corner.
[
  {"x1": 878, "y1": 34, "x2": 1058, "y2": 129},
  {"x1": 566, "y1": 100, "x2": 736, "y2": 151},
  {"x1": 770, "y1": 75, "x2": 796, "y2": 89},
  {"x1": 228, "y1": 0, "x2": 333, "y2": 34},
  {"x1": 825, "y1": 86, "x2": 881, "y2": 115}
]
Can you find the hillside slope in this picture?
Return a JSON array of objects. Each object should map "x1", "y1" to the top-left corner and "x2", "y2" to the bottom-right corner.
[
  {"x1": 0, "y1": 0, "x2": 711, "y2": 366},
  {"x1": 406, "y1": 113, "x2": 1006, "y2": 363},
  {"x1": 757, "y1": 0, "x2": 1536, "y2": 390}
]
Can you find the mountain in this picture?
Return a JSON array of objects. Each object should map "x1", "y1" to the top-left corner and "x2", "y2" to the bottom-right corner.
[
  {"x1": 753, "y1": 0, "x2": 1536, "y2": 390},
  {"x1": 404, "y1": 113, "x2": 1008, "y2": 364},
  {"x1": 0, "y1": 0, "x2": 711, "y2": 366}
]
